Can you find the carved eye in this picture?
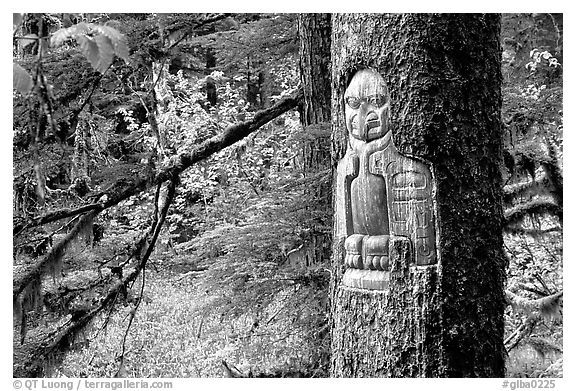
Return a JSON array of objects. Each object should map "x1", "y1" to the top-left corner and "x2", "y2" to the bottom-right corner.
[
  {"x1": 346, "y1": 97, "x2": 360, "y2": 109},
  {"x1": 368, "y1": 95, "x2": 385, "y2": 107}
]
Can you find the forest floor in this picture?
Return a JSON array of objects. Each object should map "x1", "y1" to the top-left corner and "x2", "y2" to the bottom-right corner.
[
  {"x1": 48, "y1": 259, "x2": 560, "y2": 378},
  {"x1": 53, "y1": 262, "x2": 325, "y2": 378}
]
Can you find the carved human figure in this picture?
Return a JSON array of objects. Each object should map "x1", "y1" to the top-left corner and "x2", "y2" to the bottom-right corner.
[{"x1": 335, "y1": 69, "x2": 437, "y2": 278}]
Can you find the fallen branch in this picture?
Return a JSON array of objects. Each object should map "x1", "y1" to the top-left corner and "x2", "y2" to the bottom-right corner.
[{"x1": 13, "y1": 88, "x2": 302, "y2": 376}]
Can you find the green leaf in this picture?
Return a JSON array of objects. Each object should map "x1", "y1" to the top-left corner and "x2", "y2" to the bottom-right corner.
[
  {"x1": 13, "y1": 13, "x2": 23, "y2": 29},
  {"x1": 13, "y1": 63, "x2": 33, "y2": 94},
  {"x1": 51, "y1": 22, "x2": 129, "y2": 69},
  {"x1": 93, "y1": 35, "x2": 115, "y2": 73},
  {"x1": 50, "y1": 22, "x2": 90, "y2": 47},
  {"x1": 19, "y1": 34, "x2": 38, "y2": 49},
  {"x1": 76, "y1": 35, "x2": 100, "y2": 72},
  {"x1": 93, "y1": 25, "x2": 130, "y2": 62}
]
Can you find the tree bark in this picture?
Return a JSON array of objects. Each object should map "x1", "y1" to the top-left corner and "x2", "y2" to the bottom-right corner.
[
  {"x1": 297, "y1": 12, "x2": 332, "y2": 262},
  {"x1": 70, "y1": 115, "x2": 91, "y2": 195},
  {"x1": 330, "y1": 13, "x2": 506, "y2": 377}
]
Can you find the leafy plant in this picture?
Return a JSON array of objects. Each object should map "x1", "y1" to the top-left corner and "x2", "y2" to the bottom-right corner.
[{"x1": 50, "y1": 22, "x2": 130, "y2": 73}]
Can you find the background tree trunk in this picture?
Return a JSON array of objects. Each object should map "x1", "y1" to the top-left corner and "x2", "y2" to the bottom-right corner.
[
  {"x1": 297, "y1": 12, "x2": 332, "y2": 262},
  {"x1": 297, "y1": 13, "x2": 333, "y2": 370},
  {"x1": 298, "y1": 13, "x2": 332, "y2": 127},
  {"x1": 330, "y1": 13, "x2": 506, "y2": 377}
]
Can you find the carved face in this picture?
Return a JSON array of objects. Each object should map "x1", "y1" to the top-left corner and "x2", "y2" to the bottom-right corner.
[{"x1": 344, "y1": 69, "x2": 390, "y2": 141}]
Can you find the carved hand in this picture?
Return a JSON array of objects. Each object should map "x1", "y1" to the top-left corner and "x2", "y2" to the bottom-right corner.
[
  {"x1": 344, "y1": 234, "x2": 364, "y2": 268},
  {"x1": 345, "y1": 234, "x2": 391, "y2": 271},
  {"x1": 363, "y1": 235, "x2": 390, "y2": 270}
]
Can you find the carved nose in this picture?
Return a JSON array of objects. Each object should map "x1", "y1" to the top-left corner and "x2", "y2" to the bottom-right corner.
[{"x1": 350, "y1": 107, "x2": 381, "y2": 141}]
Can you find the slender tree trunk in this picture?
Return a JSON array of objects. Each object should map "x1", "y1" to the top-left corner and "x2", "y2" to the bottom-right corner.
[
  {"x1": 71, "y1": 115, "x2": 91, "y2": 193},
  {"x1": 205, "y1": 47, "x2": 218, "y2": 107},
  {"x1": 298, "y1": 12, "x2": 332, "y2": 179},
  {"x1": 330, "y1": 13, "x2": 506, "y2": 377}
]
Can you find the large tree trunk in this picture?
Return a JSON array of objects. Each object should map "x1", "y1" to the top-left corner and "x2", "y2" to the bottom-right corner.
[{"x1": 330, "y1": 13, "x2": 506, "y2": 377}]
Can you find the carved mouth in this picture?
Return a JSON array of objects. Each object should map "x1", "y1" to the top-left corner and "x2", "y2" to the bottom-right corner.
[
  {"x1": 366, "y1": 119, "x2": 380, "y2": 130},
  {"x1": 365, "y1": 113, "x2": 380, "y2": 130}
]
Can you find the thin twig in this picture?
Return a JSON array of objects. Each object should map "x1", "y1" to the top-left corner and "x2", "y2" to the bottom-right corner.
[{"x1": 114, "y1": 178, "x2": 178, "y2": 375}]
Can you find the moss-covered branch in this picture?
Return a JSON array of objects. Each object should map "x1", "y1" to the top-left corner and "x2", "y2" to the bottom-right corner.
[
  {"x1": 504, "y1": 313, "x2": 539, "y2": 353},
  {"x1": 504, "y1": 225, "x2": 561, "y2": 236},
  {"x1": 504, "y1": 198, "x2": 562, "y2": 226},
  {"x1": 504, "y1": 290, "x2": 562, "y2": 353},
  {"x1": 506, "y1": 290, "x2": 563, "y2": 319},
  {"x1": 13, "y1": 88, "x2": 303, "y2": 376},
  {"x1": 503, "y1": 174, "x2": 550, "y2": 203},
  {"x1": 13, "y1": 211, "x2": 99, "y2": 300}
]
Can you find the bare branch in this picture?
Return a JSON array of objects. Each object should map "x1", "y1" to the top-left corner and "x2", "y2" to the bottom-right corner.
[{"x1": 116, "y1": 178, "x2": 177, "y2": 376}]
